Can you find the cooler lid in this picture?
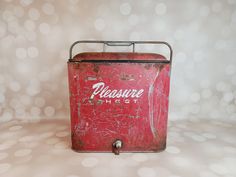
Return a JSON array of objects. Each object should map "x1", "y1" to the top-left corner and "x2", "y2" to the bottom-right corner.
[{"x1": 71, "y1": 52, "x2": 167, "y2": 63}]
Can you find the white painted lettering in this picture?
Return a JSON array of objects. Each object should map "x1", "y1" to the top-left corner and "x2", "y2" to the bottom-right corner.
[{"x1": 90, "y1": 82, "x2": 144, "y2": 99}]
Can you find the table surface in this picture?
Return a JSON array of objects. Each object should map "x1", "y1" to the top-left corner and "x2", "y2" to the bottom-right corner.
[{"x1": 0, "y1": 119, "x2": 235, "y2": 177}]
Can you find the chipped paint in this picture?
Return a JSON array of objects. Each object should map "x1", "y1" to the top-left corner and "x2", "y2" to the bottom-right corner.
[{"x1": 87, "y1": 76, "x2": 97, "y2": 81}]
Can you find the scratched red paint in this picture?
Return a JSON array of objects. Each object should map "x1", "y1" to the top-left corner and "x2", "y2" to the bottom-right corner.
[{"x1": 67, "y1": 52, "x2": 171, "y2": 153}]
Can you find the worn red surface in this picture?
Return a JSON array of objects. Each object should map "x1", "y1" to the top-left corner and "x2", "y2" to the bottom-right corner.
[{"x1": 68, "y1": 52, "x2": 171, "y2": 152}]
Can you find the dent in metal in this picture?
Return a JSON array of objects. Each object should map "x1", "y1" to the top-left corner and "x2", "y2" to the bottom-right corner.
[{"x1": 148, "y1": 68, "x2": 160, "y2": 139}]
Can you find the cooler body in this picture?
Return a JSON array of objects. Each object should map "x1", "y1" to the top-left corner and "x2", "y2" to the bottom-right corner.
[{"x1": 67, "y1": 41, "x2": 172, "y2": 154}]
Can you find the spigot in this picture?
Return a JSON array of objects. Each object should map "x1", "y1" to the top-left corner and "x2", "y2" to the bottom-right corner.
[{"x1": 112, "y1": 139, "x2": 123, "y2": 155}]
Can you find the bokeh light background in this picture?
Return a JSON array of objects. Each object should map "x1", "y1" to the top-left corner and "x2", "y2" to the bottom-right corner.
[{"x1": 0, "y1": 0, "x2": 236, "y2": 122}]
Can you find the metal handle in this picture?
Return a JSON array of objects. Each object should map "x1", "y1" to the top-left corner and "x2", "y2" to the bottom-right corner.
[
  {"x1": 104, "y1": 42, "x2": 135, "y2": 52},
  {"x1": 69, "y1": 40, "x2": 173, "y2": 64}
]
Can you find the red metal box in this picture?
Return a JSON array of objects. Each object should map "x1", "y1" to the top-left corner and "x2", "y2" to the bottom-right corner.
[{"x1": 67, "y1": 41, "x2": 172, "y2": 154}]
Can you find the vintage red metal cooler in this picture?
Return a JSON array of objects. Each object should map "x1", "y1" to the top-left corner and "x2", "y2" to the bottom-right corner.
[{"x1": 67, "y1": 41, "x2": 172, "y2": 154}]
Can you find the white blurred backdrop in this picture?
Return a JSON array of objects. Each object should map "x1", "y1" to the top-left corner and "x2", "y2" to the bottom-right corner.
[{"x1": 0, "y1": 0, "x2": 236, "y2": 122}]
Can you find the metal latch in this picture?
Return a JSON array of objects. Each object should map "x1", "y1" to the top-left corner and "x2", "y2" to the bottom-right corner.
[{"x1": 112, "y1": 139, "x2": 123, "y2": 155}]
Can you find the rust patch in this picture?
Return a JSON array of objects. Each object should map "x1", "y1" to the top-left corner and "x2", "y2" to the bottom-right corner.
[
  {"x1": 157, "y1": 139, "x2": 167, "y2": 151},
  {"x1": 76, "y1": 139, "x2": 84, "y2": 148},
  {"x1": 144, "y1": 63, "x2": 152, "y2": 70},
  {"x1": 93, "y1": 64, "x2": 99, "y2": 73},
  {"x1": 74, "y1": 62, "x2": 80, "y2": 69},
  {"x1": 120, "y1": 73, "x2": 135, "y2": 81},
  {"x1": 78, "y1": 103, "x2": 81, "y2": 117},
  {"x1": 154, "y1": 63, "x2": 165, "y2": 71},
  {"x1": 72, "y1": 132, "x2": 84, "y2": 149},
  {"x1": 128, "y1": 115, "x2": 140, "y2": 119}
]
